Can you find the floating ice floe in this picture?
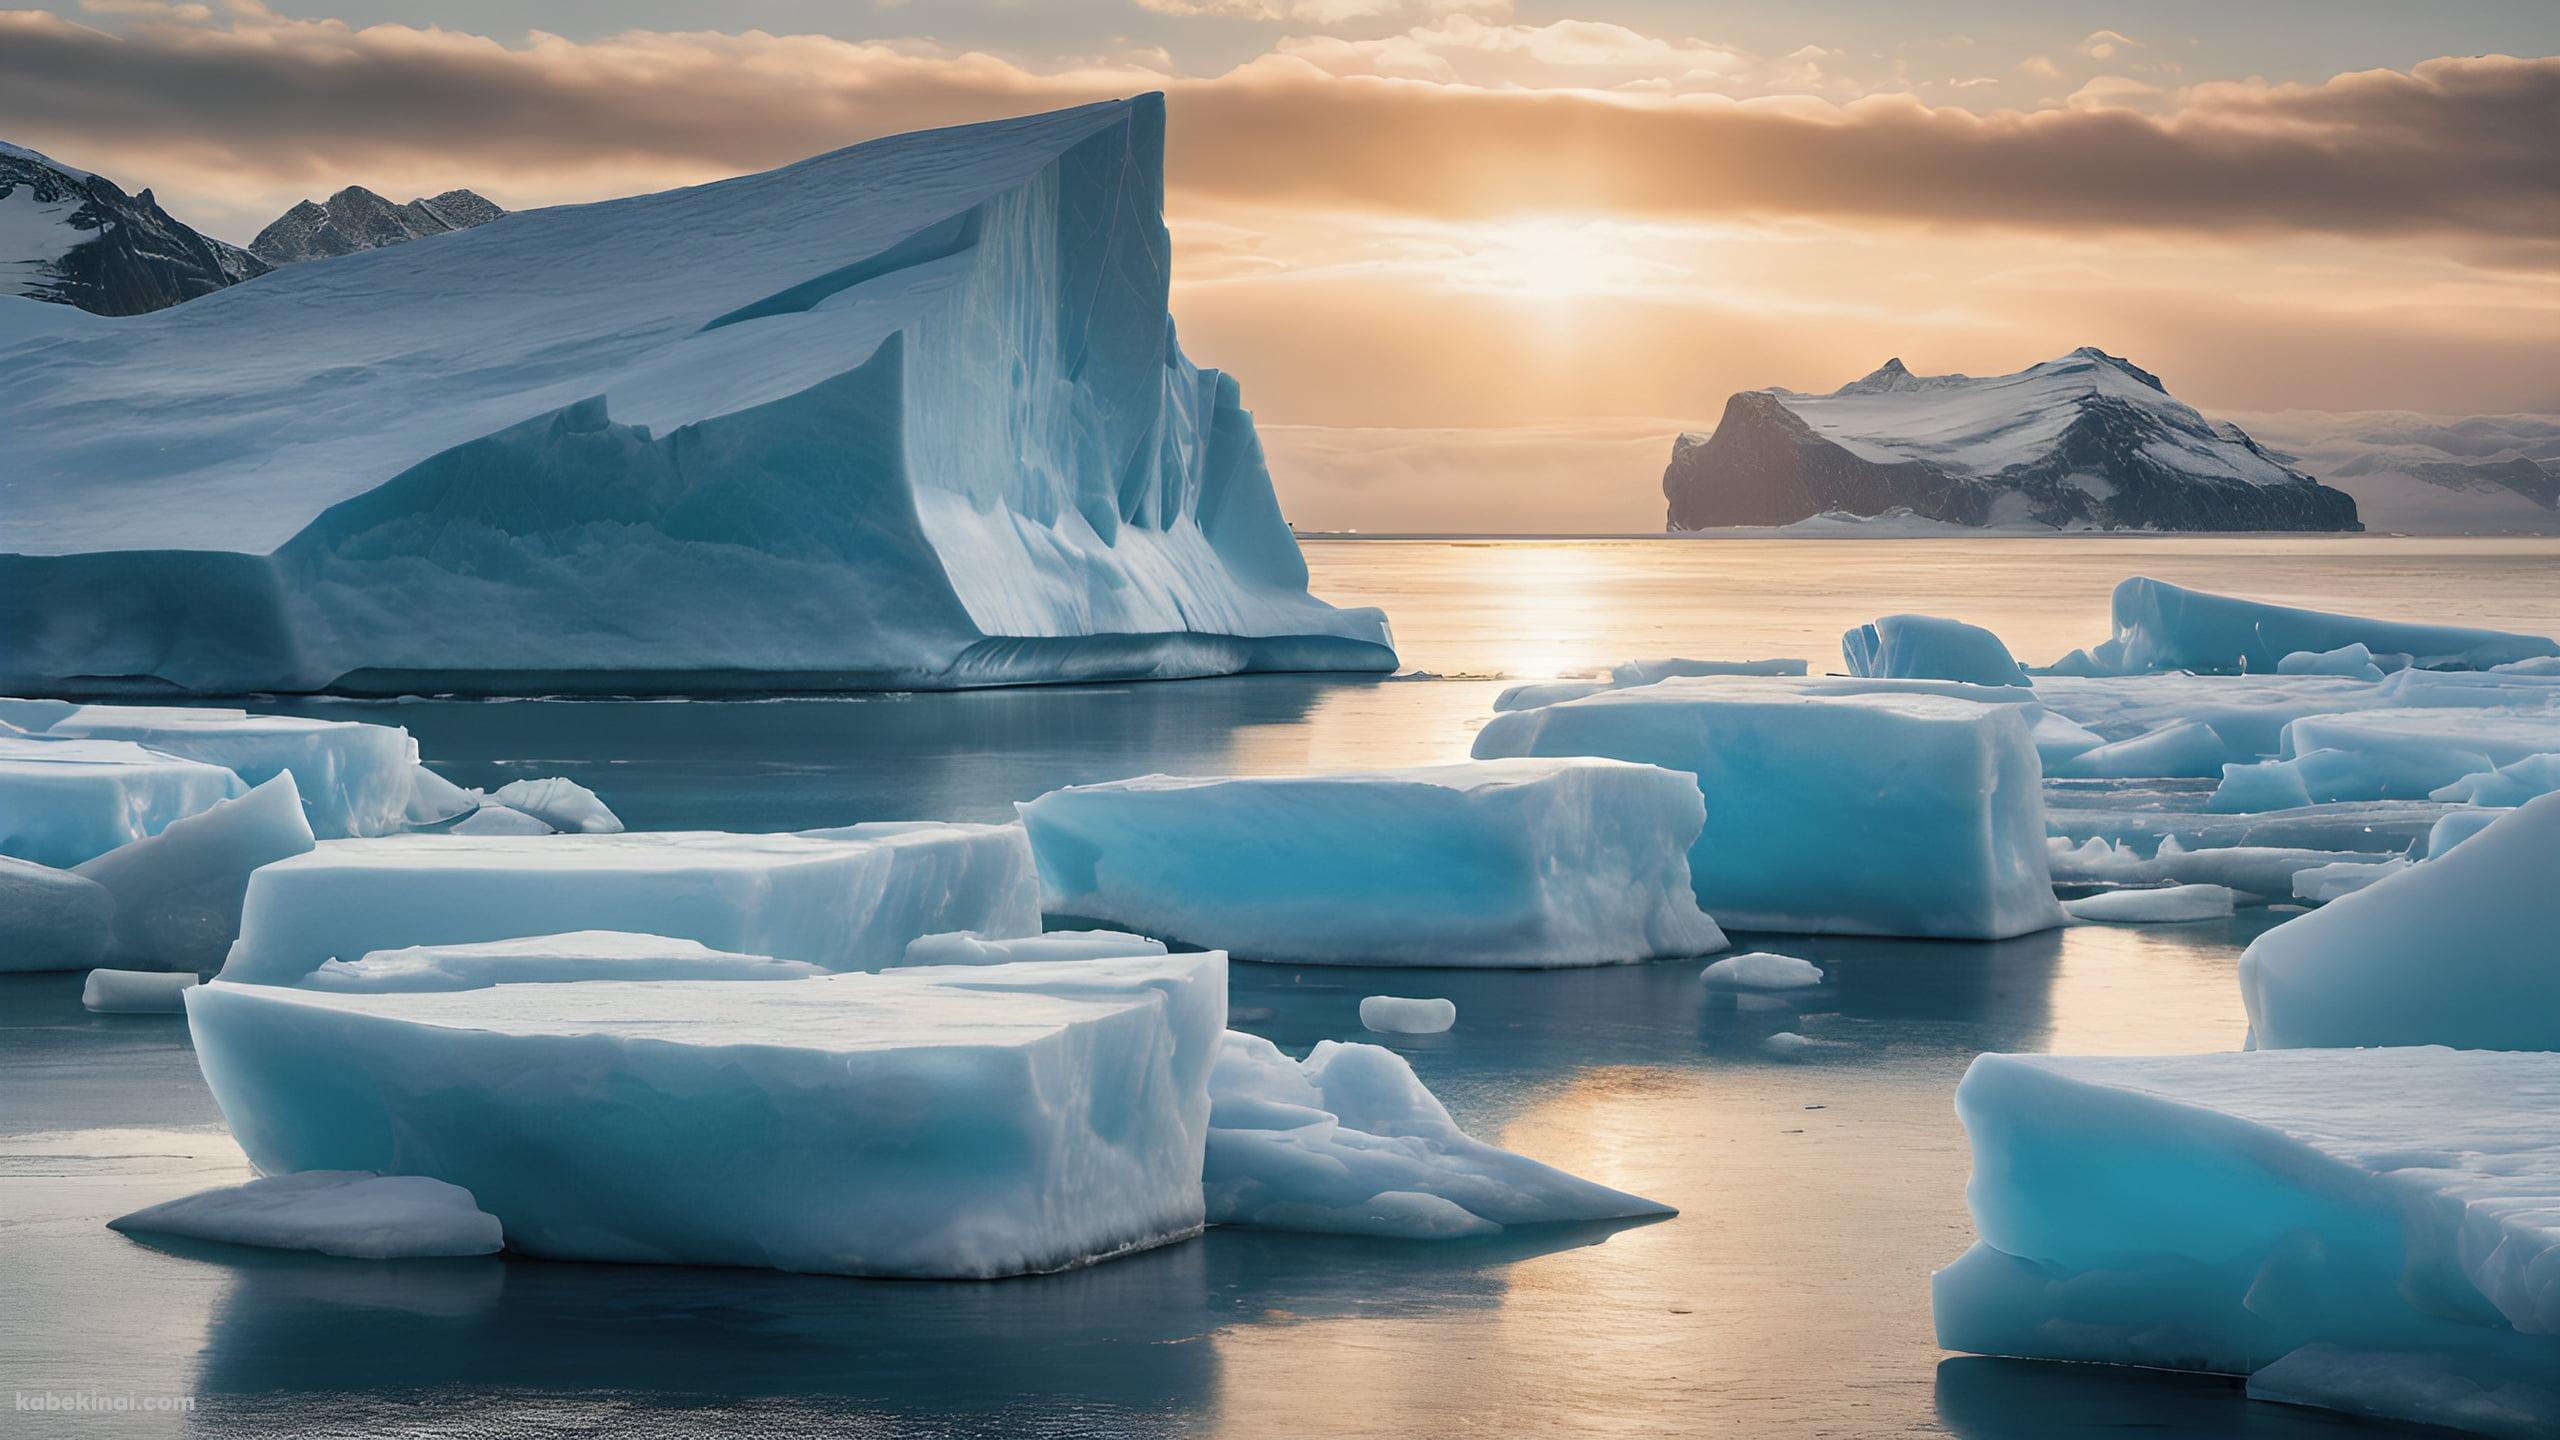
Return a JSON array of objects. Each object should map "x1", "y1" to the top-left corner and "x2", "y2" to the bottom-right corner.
[
  {"x1": 1359, "y1": 996, "x2": 1457, "y2": 1034},
  {"x1": 0, "y1": 736, "x2": 243, "y2": 868},
  {"x1": 1935, "y1": 1048, "x2": 2560, "y2": 1439},
  {"x1": 447, "y1": 804, "x2": 555, "y2": 836},
  {"x1": 1018, "y1": 759, "x2": 1726, "y2": 966},
  {"x1": 2047, "y1": 720, "x2": 2229, "y2": 779},
  {"x1": 900, "y1": 930, "x2": 1168, "y2": 967},
  {"x1": 2425, "y1": 809, "x2": 2502, "y2": 858},
  {"x1": 2055, "y1": 576, "x2": 2559, "y2": 675},
  {"x1": 30, "y1": 704, "x2": 419, "y2": 838},
  {"x1": 1491, "y1": 659, "x2": 1812, "y2": 713},
  {"x1": 302, "y1": 931, "x2": 827, "y2": 992},
  {"x1": 1474, "y1": 680, "x2": 2061, "y2": 940},
  {"x1": 2047, "y1": 837, "x2": 2398, "y2": 903},
  {"x1": 1204, "y1": 1032, "x2": 1666, "y2": 1238},
  {"x1": 2242, "y1": 793, "x2": 2560, "y2": 1051},
  {"x1": 1841, "y1": 615, "x2": 2027, "y2": 687},
  {"x1": 2277, "y1": 643, "x2": 2389, "y2": 681},
  {"x1": 219, "y1": 823, "x2": 1038, "y2": 985},
  {"x1": 75, "y1": 774, "x2": 315, "y2": 971},
  {"x1": 82, "y1": 968, "x2": 199, "y2": 1013},
  {"x1": 1699, "y1": 952, "x2": 1825, "y2": 989},
  {"x1": 0, "y1": 856, "x2": 111, "y2": 972},
  {"x1": 2290, "y1": 856, "x2": 2408, "y2": 904},
  {"x1": 2061, "y1": 883, "x2": 2236, "y2": 923},
  {"x1": 482, "y1": 777, "x2": 621, "y2": 834},
  {"x1": 2432, "y1": 752, "x2": 2560, "y2": 808},
  {"x1": 109, "y1": 1171, "x2": 503, "y2": 1259},
  {"x1": 188, "y1": 951, "x2": 1225, "y2": 1278}
]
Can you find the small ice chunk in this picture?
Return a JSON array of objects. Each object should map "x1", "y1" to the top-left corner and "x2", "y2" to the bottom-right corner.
[
  {"x1": 0, "y1": 856, "x2": 112, "y2": 972},
  {"x1": 108, "y1": 1171, "x2": 502, "y2": 1259},
  {"x1": 488, "y1": 777, "x2": 622, "y2": 834},
  {"x1": 2047, "y1": 834, "x2": 2373, "y2": 902},
  {"x1": 2276, "y1": 643, "x2": 2385, "y2": 681},
  {"x1": 1763, "y1": 1031, "x2": 1843, "y2": 1055},
  {"x1": 449, "y1": 804, "x2": 554, "y2": 836},
  {"x1": 1610, "y1": 657, "x2": 1809, "y2": 685},
  {"x1": 82, "y1": 969, "x2": 200, "y2": 1012},
  {"x1": 2424, "y1": 808, "x2": 2501, "y2": 858},
  {"x1": 901, "y1": 930, "x2": 1168, "y2": 967},
  {"x1": 1699, "y1": 952, "x2": 1825, "y2": 989},
  {"x1": 2247, "y1": 1344, "x2": 2558, "y2": 1440},
  {"x1": 2206, "y1": 758, "x2": 2313, "y2": 814},
  {"x1": 73, "y1": 773, "x2": 315, "y2": 971},
  {"x1": 303, "y1": 931, "x2": 827, "y2": 992},
  {"x1": 2431, "y1": 752, "x2": 2560, "y2": 808},
  {"x1": 0, "y1": 736, "x2": 244, "y2": 868},
  {"x1": 1359, "y1": 995, "x2": 1457, "y2": 1034},
  {"x1": 1840, "y1": 615, "x2": 2027, "y2": 687},
  {"x1": 2291, "y1": 857, "x2": 2406, "y2": 904},
  {"x1": 1204, "y1": 1032, "x2": 1668, "y2": 1237},
  {"x1": 2049, "y1": 720, "x2": 2230, "y2": 779},
  {"x1": 403, "y1": 764, "x2": 478, "y2": 827},
  {"x1": 2062, "y1": 884, "x2": 2237, "y2": 924}
]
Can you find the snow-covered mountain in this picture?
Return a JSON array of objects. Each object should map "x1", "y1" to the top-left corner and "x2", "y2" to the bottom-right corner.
[
  {"x1": 250, "y1": 186, "x2": 505, "y2": 265},
  {"x1": 0, "y1": 96, "x2": 1395, "y2": 695},
  {"x1": 2231, "y1": 409, "x2": 2560, "y2": 535},
  {"x1": 0, "y1": 141, "x2": 265, "y2": 315},
  {"x1": 1664, "y1": 348, "x2": 2362, "y2": 533}
]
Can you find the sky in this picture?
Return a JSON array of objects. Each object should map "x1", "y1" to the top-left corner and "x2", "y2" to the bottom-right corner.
[{"x1": 5, "y1": 0, "x2": 2556, "y2": 530}]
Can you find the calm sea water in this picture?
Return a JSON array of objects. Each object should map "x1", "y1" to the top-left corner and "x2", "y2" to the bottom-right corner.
[{"x1": 6, "y1": 537, "x2": 2553, "y2": 1439}]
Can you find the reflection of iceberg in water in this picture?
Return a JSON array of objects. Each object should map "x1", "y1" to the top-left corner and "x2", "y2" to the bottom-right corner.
[
  {"x1": 1934, "y1": 1356, "x2": 2360, "y2": 1439},
  {"x1": 170, "y1": 1222, "x2": 1650, "y2": 1427}
]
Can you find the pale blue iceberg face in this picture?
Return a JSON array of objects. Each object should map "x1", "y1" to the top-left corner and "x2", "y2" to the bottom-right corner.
[
  {"x1": 0, "y1": 855, "x2": 112, "y2": 972},
  {"x1": 184, "y1": 953, "x2": 1226, "y2": 1278},
  {"x1": 0, "y1": 97, "x2": 1392, "y2": 695},
  {"x1": 75, "y1": 773, "x2": 316, "y2": 972},
  {"x1": 1203, "y1": 1032, "x2": 1666, "y2": 1238},
  {"x1": 1841, "y1": 615, "x2": 2028, "y2": 687},
  {"x1": 1017, "y1": 758, "x2": 1727, "y2": 966},
  {"x1": 1473, "y1": 681, "x2": 2063, "y2": 940},
  {"x1": 301, "y1": 931, "x2": 827, "y2": 992},
  {"x1": 2434, "y1": 753, "x2": 2560, "y2": 808},
  {"x1": 2047, "y1": 719, "x2": 2229, "y2": 779},
  {"x1": 109, "y1": 1171, "x2": 503, "y2": 1260},
  {"x1": 219, "y1": 824, "x2": 1038, "y2": 985},
  {"x1": 1934, "y1": 1048, "x2": 2560, "y2": 1438},
  {"x1": 2240, "y1": 792, "x2": 2560, "y2": 1051},
  {"x1": 0, "y1": 736, "x2": 244, "y2": 867},
  {"x1": 2078, "y1": 576, "x2": 2558, "y2": 675},
  {"x1": 2276, "y1": 643, "x2": 2388, "y2": 681},
  {"x1": 899, "y1": 930, "x2": 1167, "y2": 967},
  {"x1": 36, "y1": 704, "x2": 419, "y2": 839}
]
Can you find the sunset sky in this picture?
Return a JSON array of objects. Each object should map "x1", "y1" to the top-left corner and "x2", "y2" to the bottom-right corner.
[{"x1": 8, "y1": 1, "x2": 2555, "y2": 529}]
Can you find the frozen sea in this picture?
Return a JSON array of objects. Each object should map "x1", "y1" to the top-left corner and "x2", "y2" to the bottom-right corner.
[{"x1": 7, "y1": 536, "x2": 2557, "y2": 1439}]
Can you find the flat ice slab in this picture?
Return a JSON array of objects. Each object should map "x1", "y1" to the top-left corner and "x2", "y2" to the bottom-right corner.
[
  {"x1": 109, "y1": 1171, "x2": 502, "y2": 1259},
  {"x1": 2069, "y1": 576, "x2": 2558, "y2": 675},
  {"x1": 2062, "y1": 884, "x2": 2236, "y2": 924},
  {"x1": 1018, "y1": 759, "x2": 1726, "y2": 966},
  {"x1": 187, "y1": 951, "x2": 1225, "y2": 1278},
  {"x1": 303, "y1": 931, "x2": 827, "y2": 992},
  {"x1": 1473, "y1": 680, "x2": 2062, "y2": 940},
  {"x1": 2242, "y1": 793, "x2": 2560, "y2": 1051},
  {"x1": 900, "y1": 930, "x2": 1167, "y2": 967},
  {"x1": 82, "y1": 969, "x2": 199, "y2": 1013},
  {"x1": 0, "y1": 736, "x2": 243, "y2": 868},
  {"x1": 34, "y1": 704, "x2": 419, "y2": 838},
  {"x1": 1935, "y1": 1048, "x2": 2560, "y2": 1439},
  {"x1": 1205, "y1": 1033, "x2": 1668, "y2": 1238},
  {"x1": 219, "y1": 824, "x2": 1037, "y2": 984}
]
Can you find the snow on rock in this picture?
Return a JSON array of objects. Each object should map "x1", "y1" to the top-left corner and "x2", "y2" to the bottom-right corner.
[
  {"x1": 1018, "y1": 759, "x2": 1725, "y2": 966},
  {"x1": 1203, "y1": 1032, "x2": 1666, "y2": 1238},
  {"x1": 110, "y1": 1171, "x2": 503, "y2": 1259},
  {"x1": 2047, "y1": 837, "x2": 2390, "y2": 902},
  {"x1": 187, "y1": 952, "x2": 1225, "y2": 1278},
  {"x1": 0, "y1": 736, "x2": 243, "y2": 868},
  {"x1": 1359, "y1": 995, "x2": 1457, "y2": 1034},
  {"x1": 34, "y1": 705, "x2": 419, "y2": 839},
  {"x1": 2277, "y1": 643, "x2": 2388, "y2": 681},
  {"x1": 1934, "y1": 1048, "x2": 2560, "y2": 1438},
  {"x1": 486, "y1": 777, "x2": 622, "y2": 834},
  {"x1": 1699, "y1": 952, "x2": 1825, "y2": 989},
  {"x1": 2243, "y1": 793, "x2": 2560, "y2": 1051},
  {"x1": 82, "y1": 968, "x2": 199, "y2": 1013},
  {"x1": 219, "y1": 824, "x2": 1038, "y2": 986},
  {"x1": 0, "y1": 856, "x2": 112, "y2": 972},
  {"x1": 1474, "y1": 680, "x2": 2061, "y2": 940},
  {"x1": 2065, "y1": 577, "x2": 2557, "y2": 676},
  {"x1": 1841, "y1": 615, "x2": 2027, "y2": 687},
  {"x1": 74, "y1": 774, "x2": 316, "y2": 971},
  {"x1": 2047, "y1": 720, "x2": 2229, "y2": 779},
  {"x1": 900, "y1": 930, "x2": 1167, "y2": 967},
  {"x1": 302, "y1": 931, "x2": 827, "y2": 992},
  {"x1": 0, "y1": 98, "x2": 1394, "y2": 696},
  {"x1": 2061, "y1": 884, "x2": 2236, "y2": 923}
]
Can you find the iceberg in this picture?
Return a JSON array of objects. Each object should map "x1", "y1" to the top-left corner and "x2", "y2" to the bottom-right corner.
[
  {"x1": 1204, "y1": 1032, "x2": 1667, "y2": 1238},
  {"x1": 81, "y1": 968, "x2": 200, "y2": 1013},
  {"x1": 220, "y1": 824, "x2": 1037, "y2": 985},
  {"x1": 1018, "y1": 759, "x2": 1726, "y2": 966},
  {"x1": 2241, "y1": 793, "x2": 2560, "y2": 1051},
  {"x1": 1358, "y1": 996, "x2": 1457, "y2": 1034},
  {"x1": 1473, "y1": 681, "x2": 2062, "y2": 939},
  {"x1": 1698, "y1": 952, "x2": 1825, "y2": 989},
  {"x1": 0, "y1": 736, "x2": 243, "y2": 867},
  {"x1": 2061, "y1": 883, "x2": 2235, "y2": 923},
  {"x1": 75, "y1": 774, "x2": 315, "y2": 971},
  {"x1": 0, "y1": 98, "x2": 1392, "y2": 696},
  {"x1": 110, "y1": 1172, "x2": 503, "y2": 1260},
  {"x1": 187, "y1": 951, "x2": 1225, "y2": 1278},
  {"x1": 302, "y1": 931, "x2": 827, "y2": 992},
  {"x1": 30, "y1": 704, "x2": 418, "y2": 839},
  {"x1": 1934, "y1": 1048, "x2": 2560, "y2": 1439},
  {"x1": 2070, "y1": 577, "x2": 2557, "y2": 675},
  {"x1": 1841, "y1": 615, "x2": 2027, "y2": 687},
  {"x1": 0, "y1": 856, "x2": 111, "y2": 972}
]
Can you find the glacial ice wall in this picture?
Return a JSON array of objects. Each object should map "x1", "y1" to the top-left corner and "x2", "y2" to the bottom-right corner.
[{"x1": 0, "y1": 97, "x2": 1392, "y2": 695}]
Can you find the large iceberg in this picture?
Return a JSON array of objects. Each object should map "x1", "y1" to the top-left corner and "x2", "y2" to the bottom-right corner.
[
  {"x1": 0, "y1": 97, "x2": 1392, "y2": 695},
  {"x1": 2241, "y1": 793, "x2": 2560, "y2": 1051},
  {"x1": 186, "y1": 950, "x2": 1225, "y2": 1278},
  {"x1": 219, "y1": 824, "x2": 1037, "y2": 985},
  {"x1": 1017, "y1": 759, "x2": 1726, "y2": 966},
  {"x1": 1472, "y1": 681, "x2": 2062, "y2": 939},
  {"x1": 1935, "y1": 1048, "x2": 2560, "y2": 1439},
  {"x1": 2059, "y1": 577, "x2": 2557, "y2": 676}
]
